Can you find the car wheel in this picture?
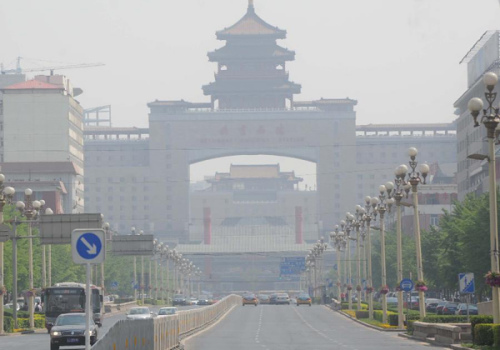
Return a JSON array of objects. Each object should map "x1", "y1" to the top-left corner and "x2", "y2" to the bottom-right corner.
[
  {"x1": 309, "y1": 303, "x2": 312, "y2": 307},
  {"x1": 242, "y1": 304, "x2": 245, "y2": 306},
  {"x1": 255, "y1": 304, "x2": 257, "y2": 307},
  {"x1": 50, "y1": 343, "x2": 59, "y2": 350}
]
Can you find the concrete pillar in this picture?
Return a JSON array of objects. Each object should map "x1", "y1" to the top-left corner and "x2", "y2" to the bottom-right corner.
[
  {"x1": 204, "y1": 207, "x2": 212, "y2": 245},
  {"x1": 295, "y1": 206, "x2": 303, "y2": 244}
]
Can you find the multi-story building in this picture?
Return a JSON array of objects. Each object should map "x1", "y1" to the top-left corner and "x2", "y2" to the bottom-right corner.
[
  {"x1": 189, "y1": 164, "x2": 317, "y2": 244},
  {"x1": 455, "y1": 30, "x2": 500, "y2": 199},
  {"x1": 84, "y1": 2, "x2": 458, "y2": 243},
  {"x1": 0, "y1": 74, "x2": 85, "y2": 213},
  {"x1": 0, "y1": 74, "x2": 25, "y2": 162}
]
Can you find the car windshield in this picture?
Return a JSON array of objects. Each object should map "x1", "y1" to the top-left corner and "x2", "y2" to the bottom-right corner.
[
  {"x1": 55, "y1": 315, "x2": 88, "y2": 326},
  {"x1": 130, "y1": 308, "x2": 149, "y2": 315}
]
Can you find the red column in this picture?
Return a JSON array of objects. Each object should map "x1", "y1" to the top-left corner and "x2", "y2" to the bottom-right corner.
[
  {"x1": 204, "y1": 207, "x2": 212, "y2": 245},
  {"x1": 295, "y1": 206, "x2": 303, "y2": 244}
]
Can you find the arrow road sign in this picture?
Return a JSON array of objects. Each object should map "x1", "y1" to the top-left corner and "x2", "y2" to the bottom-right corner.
[
  {"x1": 459, "y1": 273, "x2": 475, "y2": 294},
  {"x1": 72, "y1": 229, "x2": 105, "y2": 264}
]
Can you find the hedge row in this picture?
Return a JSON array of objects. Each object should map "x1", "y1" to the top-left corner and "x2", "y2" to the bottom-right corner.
[
  {"x1": 471, "y1": 316, "x2": 494, "y2": 343},
  {"x1": 3, "y1": 316, "x2": 45, "y2": 333},
  {"x1": 373, "y1": 310, "x2": 397, "y2": 323}
]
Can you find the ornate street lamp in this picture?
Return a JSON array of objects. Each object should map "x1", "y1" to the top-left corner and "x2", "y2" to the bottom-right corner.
[
  {"x1": 375, "y1": 183, "x2": 395, "y2": 324},
  {"x1": 330, "y1": 225, "x2": 345, "y2": 302},
  {"x1": 407, "y1": 147, "x2": 429, "y2": 320},
  {"x1": 361, "y1": 195, "x2": 378, "y2": 320},
  {"x1": 468, "y1": 71, "x2": 500, "y2": 323},
  {"x1": 0, "y1": 178, "x2": 14, "y2": 335}
]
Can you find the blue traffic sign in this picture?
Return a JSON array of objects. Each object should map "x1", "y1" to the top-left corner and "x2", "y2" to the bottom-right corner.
[
  {"x1": 459, "y1": 273, "x2": 475, "y2": 294},
  {"x1": 71, "y1": 229, "x2": 105, "y2": 264},
  {"x1": 400, "y1": 278, "x2": 414, "y2": 292},
  {"x1": 280, "y1": 257, "x2": 306, "y2": 275},
  {"x1": 76, "y1": 232, "x2": 102, "y2": 259}
]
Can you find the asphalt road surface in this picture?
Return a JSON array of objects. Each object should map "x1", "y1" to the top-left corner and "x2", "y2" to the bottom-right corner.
[
  {"x1": 0, "y1": 304, "x2": 200, "y2": 350},
  {"x1": 184, "y1": 305, "x2": 451, "y2": 350}
]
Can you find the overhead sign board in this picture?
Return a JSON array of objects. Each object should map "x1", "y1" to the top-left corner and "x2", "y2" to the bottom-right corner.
[
  {"x1": 71, "y1": 229, "x2": 105, "y2": 264},
  {"x1": 40, "y1": 214, "x2": 103, "y2": 245},
  {"x1": 280, "y1": 257, "x2": 306, "y2": 276},
  {"x1": 459, "y1": 273, "x2": 475, "y2": 294},
  {"x1": 111, "y1": 234, "x2": 155, "y2": 256}
]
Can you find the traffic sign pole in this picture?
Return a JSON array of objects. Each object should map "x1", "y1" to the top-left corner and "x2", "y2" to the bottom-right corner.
[{"x1": 85, "y1": 263, "x2": 91, "y2": 350}]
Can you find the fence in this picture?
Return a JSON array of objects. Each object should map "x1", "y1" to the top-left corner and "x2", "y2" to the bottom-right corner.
[{"x1": 93, "y1": 294, "x2": 240, "y2": 350}]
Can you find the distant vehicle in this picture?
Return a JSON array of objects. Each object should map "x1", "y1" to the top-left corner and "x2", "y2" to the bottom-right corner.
[
  {"x1": 42, "y1": 282, "x2": 103, "y2": 332},
  {"x1": 269, "y1": 294, "x2": 278, "y2": 305},
  {"x1": 188, "y1": 297, "x2": 199, "y2": 305},
  {"x1": 242, "y1": 294, "x2": 258, "y2": 306},
  {"x1": 426, "y1": 302, "x2": 440, "y2": 313},
  {"x1": 436, "y1": 301, "x2": 448, "y2": 315},
  {"x1": 296, "y1": 294, "x2": 312, "y2": 306},
  {"x1": 456, "y1": 303, "x2": 478, "y2": 315},
  {"x1": 197, "y1": 298, "x2": 212, "y2": 306},
  {"x1": 258, "y1": 294, "x2": 270, "y2": 304},
  {"x1": 442, "y1": 302, "x2": 458, "y2": 315},
  {"x1": 403, "y1": 296, "x2": 419, "y2": 310},
  {"x1": 3, "y1": 303, "x2": 20, "y2": 311},
  {"x1": 50, "y1": 313, "x2": 98, "y2": 350},
  {"x1": 126, "y1": 307, "x2": 155, "y2": 320},
  {"x1": 275, "y1": 293, "x2": 290, "y2": 305},
  {"x1": 158, "y1": 307, "x2": 177, "y2": 316},
  {"x1": 386, "y1": 296, "x2": 398, "y2": 305},
  {"x1": 172, "y1": 295, "x2": 187, "y2": 306}
]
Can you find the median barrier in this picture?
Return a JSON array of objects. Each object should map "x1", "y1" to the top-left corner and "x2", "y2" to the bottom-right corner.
[{"x1": 93, "y1": 294, "x2": 240, "y2": 350}]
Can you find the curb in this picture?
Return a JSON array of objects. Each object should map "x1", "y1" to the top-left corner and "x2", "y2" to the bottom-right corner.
[
  {"x1": 398, "y1": 333, "x2": 472, "y2": 349},
  {"x1": 0, "y1": 328, "x2": 46, "y2": 336},
  {"x1": 325, "y1": 305, "x2": 405, "y2": 333}
]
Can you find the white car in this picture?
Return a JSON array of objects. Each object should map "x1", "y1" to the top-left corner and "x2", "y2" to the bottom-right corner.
[
  {"x1": 126, "y1": 307, "x2": 155, "y2": 320},
  {"x1": 4, "y1": 303, "x2": 20, "y2": 311}
]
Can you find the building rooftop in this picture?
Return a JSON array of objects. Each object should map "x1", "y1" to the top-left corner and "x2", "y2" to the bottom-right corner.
[
  {"x1": 216, "y1": 2, "x2": 286, "y2": 39},
  {"x1": 2, "y1": 79, "x2": 63, "y2": 91}
]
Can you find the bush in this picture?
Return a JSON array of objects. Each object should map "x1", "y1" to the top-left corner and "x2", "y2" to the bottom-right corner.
[
  {"x1": 423, "y1": 315, "x2": 467, "y2": 323},
  {"x1": 407, "y1": 320, "x2": 415, "y2": 333},
  {"x1": 4, "y1": 316, "x2": 13, "y2": 333},
  {"x1": 494, "y1": 325, "x2": 500, "y2": 347},
  {"x1": 471, "y1": 315, "x2": 494, "y2": 343},
  {"x1": 373, "y1": 310, "x2": 397, "y2": 323},
  {"x1": 475, "y1": 324, "x2": 495, "y2": 346},
  {"x1": 16, "y1": 317, "x2": 45, "y2": 329},
  {"x1": 355, "y1": 310, "x2": 369, "y2": 319},
  {"x1": 114, "y1": 298, "x2": 134, "y2": 304}
]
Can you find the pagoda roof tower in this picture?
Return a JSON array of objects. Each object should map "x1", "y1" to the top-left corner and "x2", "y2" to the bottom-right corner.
[{"x1": 203, "y1": 0, "x2": 301, "y2": 110}]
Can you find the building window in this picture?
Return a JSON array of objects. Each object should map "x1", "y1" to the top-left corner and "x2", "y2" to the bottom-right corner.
[{"x1": 430, "y1": 215, "x2": 439, "y2": 227}]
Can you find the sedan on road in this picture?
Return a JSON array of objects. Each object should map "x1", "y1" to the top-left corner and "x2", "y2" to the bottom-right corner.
[
  {"x1": 436, "y1": 301, "x2": 448, "y2": 315},
  {"x1": 242, "y1": 294, "x2": 258, "y2": 306},
  {"x1": 173, "y1": 295, "x2": 187, "y2": 306},
  {"x1": 296, "y1": 294, "x2": 312, "y2": 306},
  {"x1": 50, "y1": 313, "x2": 98, "y2": 350},
  {"x1": 275, "y1": 293, "x2": 291, "y2": 305},
  {"x1": 158, "y1": 307, "x2": 177, "y2": 316},
  {"x1": 126, "y1": 307, "x2": 155, "y2": 320}
]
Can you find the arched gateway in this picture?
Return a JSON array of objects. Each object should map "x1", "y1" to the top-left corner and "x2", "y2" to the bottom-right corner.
[{"x1": 147, "y1": 1, "x2": 357, "y2": 242}]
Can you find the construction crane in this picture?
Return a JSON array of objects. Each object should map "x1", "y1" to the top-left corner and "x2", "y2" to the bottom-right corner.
[{"x1": 0, "y1": 56, "x2": 105, "y2": 75}]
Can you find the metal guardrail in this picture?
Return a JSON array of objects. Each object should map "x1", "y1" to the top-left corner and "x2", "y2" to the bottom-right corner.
[{"x1": 93, "y1": 294, "x2": 240, "y2": 350}]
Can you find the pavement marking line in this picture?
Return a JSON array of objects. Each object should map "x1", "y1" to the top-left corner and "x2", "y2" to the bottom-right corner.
[
  {"x1": 181, "y1": 304, "x2": 238, "y2": 347},
  {"x1": 255, "y1": 305, "x2": 264, "y2": 345}
]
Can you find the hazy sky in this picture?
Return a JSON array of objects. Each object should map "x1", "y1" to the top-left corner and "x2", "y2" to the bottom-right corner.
[{"x1": 1, "y1": 0, "x2": 500, "y2": 184}]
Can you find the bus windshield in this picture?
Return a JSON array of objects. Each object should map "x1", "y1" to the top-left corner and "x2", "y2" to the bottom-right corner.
[{"x1": 44, "y1": 288, "x2": 101, "y2": 316}]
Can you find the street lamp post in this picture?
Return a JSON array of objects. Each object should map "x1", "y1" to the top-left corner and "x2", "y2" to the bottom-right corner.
[
  {"x1": 375, "y1": 183, "x2": 394, "y2": 324},
  {"x1": 341, "y1": 215, "x2": 354, "y2": 310},
  {"x1": 16, "y1": 189, "x2": 42, "y2": 329},
  {"x1": 330, "y1": 225, "x2": 345, "y2": 301},
  {"x1": 354, "y1": 206, "x2": 364, "y2": 310},
  {"x1": 407, "y1": 147, "x2": 429, "y2": 320},
  {"x1": 393, "y1": 164, "x2": 412, "y2": 328},
  {"x1": 468, "y1": 71, "x2": 500, "y2": 323},
  {"x1": 0, "y1": 178, "x2": 14, "y2": 335},
  {"x1": 362, "y1": 196, "x2": 378, "y2": 320}
]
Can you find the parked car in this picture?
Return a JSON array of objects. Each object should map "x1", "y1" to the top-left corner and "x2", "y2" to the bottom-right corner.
[
  {"x1": 442, "y1": 302, "x2": 459, "y2": 315},
  {"x1": 50, "y1": 313, "x2": 98, "y2": 350},
  {"x1": 242, "y1": 294, "x2": 258, "y2": 306},
  {"x1": 403, "y1": 296, "x2": 419, "y2": 310},
  {"x1": 436, "y1": 301, "x2": 448, "y2": 315},
  {"x1": 426, "y1": 301, "x2": 440, "y2": 313},
  {"x1": 456, "y1": 303, "x2": 478, "y2": 315},
  {"x1": 126, "y1": 307, "x2": 155, "y2": 320}
]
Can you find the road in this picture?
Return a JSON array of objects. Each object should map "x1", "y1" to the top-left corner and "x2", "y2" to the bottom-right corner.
[
  {"x1": 0, "y1": 304, "x2": 200, "y2": 350},
  {"x1": 185, "y1": 305, "x2": 450, "y2": 350}
]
